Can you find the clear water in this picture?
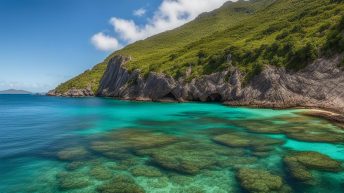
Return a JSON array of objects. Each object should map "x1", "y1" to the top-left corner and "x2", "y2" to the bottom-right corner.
[{"x1": 0, "y1": 95, "x2": 343, "y2": 193}]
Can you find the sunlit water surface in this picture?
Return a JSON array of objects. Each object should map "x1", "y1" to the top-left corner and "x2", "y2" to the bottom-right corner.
[{"x1": 0, "y1": 95, "x2": 343, "y2": 193}]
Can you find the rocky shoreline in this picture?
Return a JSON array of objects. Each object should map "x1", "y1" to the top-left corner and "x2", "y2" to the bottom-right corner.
[{"x1": 48, "y1": 54, "x2": 344, "y2": 116}]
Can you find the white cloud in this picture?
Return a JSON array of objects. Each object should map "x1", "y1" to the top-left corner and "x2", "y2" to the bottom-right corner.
[
  {"x1": 133, "y1": 8, "x2": 146, "y2": 17},
  {"x1": 92, "y1": 0, "x2": 233, "y2": 51},
  {"x1": 91, "y1": 32, "x2": 121, "y2": 51}
]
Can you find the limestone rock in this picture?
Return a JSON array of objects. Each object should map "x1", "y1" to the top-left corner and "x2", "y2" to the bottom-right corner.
[{"x1": 49, "y1": 54, "x2": 344, "y2": 114}]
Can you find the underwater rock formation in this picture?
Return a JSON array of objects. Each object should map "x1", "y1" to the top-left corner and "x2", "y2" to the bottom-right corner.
[
  {"x1": 96, "y1": 174, "x2": 145, "y2": 193},
  {"x1": 129, "y1": 165, "x2": 163, "y2": 177},
  {"x1": 89, "y1": 164, "x2": 113, "y2": 180},
  {"x1": 232, "y1": 115, "x2": 344, "y2": 144},
  {"x1": 212, "y1": 132, "x2": 284, "y2": 151},
  {"x1": 65, "y1": 161, "x2": 85, "y2": 171},
  {"x1": 138, "y1": 141, "x2": 218, "y2": 174},
  {"x1": 57, "y1": 147, "x2": 89, "y2": 161},
  {"x1": 136, "y1": 140, "x2": 241, "y2": 174},
  {"x1": 236, "y1": 168, "x2": 291, "y2": 193},
  {"x1": 90, "y1": 129, "x2": 178, "y2": 160},
  {"x1": 57, "y1": 172, "x2": 90, "y2": 191},
  {"x1": 284, "y1": 151, "x2": 343, "y2": 184}
]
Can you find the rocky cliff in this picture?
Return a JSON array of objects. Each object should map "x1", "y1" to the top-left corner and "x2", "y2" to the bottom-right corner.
[{"x1": 49, "y1": 54, "x2": 344, "y2": 114}]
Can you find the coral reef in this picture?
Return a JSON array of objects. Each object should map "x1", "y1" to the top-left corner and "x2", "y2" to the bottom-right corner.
[
  {"x1": 96, "y1": 174, "x2": 145, "y2": 193},
  {"x1": 130, "y1": 165, "x2": 163, "y2": 177},
  {"x1": 236, "y1": 168, "x2": 291, "y2": 193},
  {"x1": 90, "y1": 129, "x2": 178, "y2": 160},
  {"x1": 90, "y1": 165, "x2": 113, "y2": 180},
  {"x1": 137, "y1": 140, "x2": 236, "y2": 174},
  {"x1": 212, "y1": 132, "x2": 283, "y2": 158},
  {"x1": 57, "y1": 172, "x2": 90, "y2": 190},
  {"x1": 284, "y1": 151, "x2": 343, "y2": 184},
  {"x1": 57, "y1": 147, "x2": 88, "y2": 161}
]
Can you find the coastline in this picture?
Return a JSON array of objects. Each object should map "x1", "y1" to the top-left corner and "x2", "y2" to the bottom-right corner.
[{"x1": 47, "y1": 94, "x2": 344, "y2": 123}]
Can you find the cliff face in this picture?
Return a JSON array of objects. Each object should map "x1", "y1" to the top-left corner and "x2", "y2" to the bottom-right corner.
[
  {"x1": 48, "y1": 54, "x2": 344, "y2": 114},
  {"x1": 97, "y1": 55, "x2": 344, "y2": 113},
  {"x1": 47, "y1": 87, "x2": 94, "y2": 97}
]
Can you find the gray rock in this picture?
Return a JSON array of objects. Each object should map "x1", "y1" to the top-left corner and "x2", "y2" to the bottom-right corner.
[
  {"x1": 47, "y1": 86, "x2": 94, "y2": 97},
  {"x1": 50, "y1": 54, "x2": 344, "y2": 114}
]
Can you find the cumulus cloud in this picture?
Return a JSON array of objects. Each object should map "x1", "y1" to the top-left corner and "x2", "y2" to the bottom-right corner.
[
  {"x1": 133, "y1": 8, "x2": 146, "y2": 17},
  {"x1": 91, "y1": 32, "x2": 121, "y2": 51},
  {"x1": 92, "y1": 0, "x2": 232, "y2": 51}
]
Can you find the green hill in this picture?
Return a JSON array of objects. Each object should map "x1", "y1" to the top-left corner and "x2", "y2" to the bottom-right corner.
[{"x1": 55, "y1": 0, "x2": 344, "y2": 93}]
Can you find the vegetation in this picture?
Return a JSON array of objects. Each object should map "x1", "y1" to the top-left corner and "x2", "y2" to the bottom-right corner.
[{"x1": 55, "y1": 0, "x2": 344, "y2": 93}]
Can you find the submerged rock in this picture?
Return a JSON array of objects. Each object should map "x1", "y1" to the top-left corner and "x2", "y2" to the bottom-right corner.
[
  {"x1": 284, "y1": 157, "x2": 313, "y2": 184},
  {"x1": 57, "y1": 172, "x2": 90, "y2": 190},
  {"x1": 212, "y1": 132, "x2": 283, "y2": 157},
  {"x1": 138, "y1": 141, "x2": 231, "y2": 174},
  {"x1": 65, "y1": 161, "x2": 85, "y2": 171},
  {"x1": 57, "y1": 147, "x2": 88, "y2": 161},
  {"x1": 233, "y1": 115, "x2": 344, "y2": 144},
  {"x1": 232, "y1": 120, "x2": 285, "y2": 134},
  {"x1": 90, "y1": 129, "x2": 178, "y2": 160},
  {"x1": 284, "y1": 151, "x2": 342, "y2": 172},
  {"x1": 96, "y1": 174, "x2": 145, "y2": 193},
  {"x1": 130, "y1": 165, "x2": 163, "y2": 177},
  {"x1": 110, "y1": 158, "x2": 142, "y2": 170},
  {"x1": 236, "y1": 168, "x2": 291, "y2": 193},
  {"x1": 90, "y1": 141, "x2": 134, "y2": 160},
  {"x1": 90, "y1": 165, "x2": 113, "y2": 180},
  {"x1": 285, "y1": 131, "x2": 344, "y2": 143},
  {"x1": 107, "y1": 129, "x2": 178, "y2": 149},
  {"x1": 284, "y1": 151, "x2": 343, "y2": 184}
]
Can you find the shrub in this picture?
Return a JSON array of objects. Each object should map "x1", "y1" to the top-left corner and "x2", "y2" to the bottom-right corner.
[
  {"x1": 169, "y1": 54, "x2": 178, "y2": 61},
  {"x1": 322, "y1": 15, "x2": 344, "y2": 55},
  {"x1": 276, "y1": 31, "x2": 289, "y2": 40},
  {"x1": 287, "y1": 43, "x2": 318, "y2": 71},
  {"x1": 197, "y1": 50, "x2": 208, "y2": 59}
]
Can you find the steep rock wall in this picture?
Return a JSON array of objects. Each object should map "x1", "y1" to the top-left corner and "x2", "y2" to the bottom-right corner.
[{"x1": 49, "y1": 54, "x2": 344, "y2": 114}]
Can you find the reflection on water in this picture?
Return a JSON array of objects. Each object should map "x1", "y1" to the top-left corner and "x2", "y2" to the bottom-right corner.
[{"x1": 0, "y1": 95, "x2": 343, "y2": 193}]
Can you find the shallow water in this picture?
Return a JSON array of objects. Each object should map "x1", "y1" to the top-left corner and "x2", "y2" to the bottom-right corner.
[{"x1": 0, "y1": 95, "x2": 343, "y2": 193}]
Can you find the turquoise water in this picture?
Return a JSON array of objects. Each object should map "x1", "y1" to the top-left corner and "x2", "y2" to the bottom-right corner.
[{"x1": 0, "y1": 95, "x2": 343, "y2": 193}]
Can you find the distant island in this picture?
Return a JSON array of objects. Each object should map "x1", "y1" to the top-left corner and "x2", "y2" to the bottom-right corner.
[{"x1": 0, "y1": 89, "x2": 32, "y2": 95}]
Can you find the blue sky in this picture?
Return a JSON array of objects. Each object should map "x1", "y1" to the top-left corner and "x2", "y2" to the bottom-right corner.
[{"x1": 0, "y1": 0, "x2": 229, "y2": 92}]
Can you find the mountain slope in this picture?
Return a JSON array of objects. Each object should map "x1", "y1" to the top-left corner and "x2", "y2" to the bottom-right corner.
[
  {"x1": 0, "y1": 89, "x2": 32, "y2": 94},
  {"x1": 53, "y1": 0, "x2": 344, "y2": 99},
  {"x1": 54, "y1": 0, "x2": 278, "y2": 93}
]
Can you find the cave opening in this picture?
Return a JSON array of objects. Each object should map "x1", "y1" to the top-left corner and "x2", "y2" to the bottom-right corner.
[
  {"x1": 161, "y1": 92, "x2": 178, "y2": 101},
  {"x1": 206, "y1": 93, "x2": 223, "y2": 102}
]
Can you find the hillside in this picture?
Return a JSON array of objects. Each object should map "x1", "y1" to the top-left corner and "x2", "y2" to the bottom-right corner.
[
  {"x1": 53, "y1": 0, "x2": 281, "y2": 93},
  {"x1": 0, "y1": 89, "x2": 32, "y2": 94},
  {"x1": 53, "y1": 0, "x2": 344, "y2": 98}
]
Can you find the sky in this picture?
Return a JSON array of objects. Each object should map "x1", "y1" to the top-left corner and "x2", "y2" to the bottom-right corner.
[{"x1": 0, "y1": 0, "x2": 230, "y2": 92}]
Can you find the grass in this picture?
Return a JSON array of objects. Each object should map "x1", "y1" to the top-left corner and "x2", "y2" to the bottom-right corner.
[{"x1": 55, "y1": 0, "x2": 344, "y2": 93}]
